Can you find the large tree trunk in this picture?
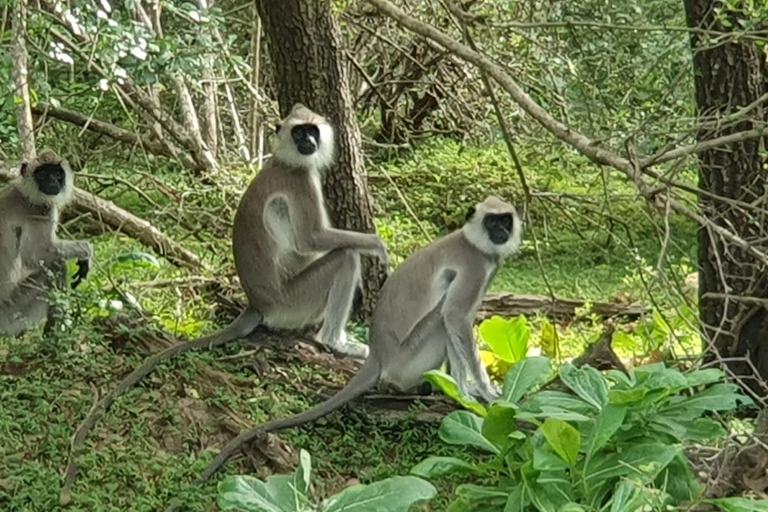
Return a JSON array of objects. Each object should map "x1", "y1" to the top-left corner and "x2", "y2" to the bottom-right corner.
[
  {"x1": 255, "y1": 0, "x2": 386, "y2": 321},
  {"x1": 684, "y1": 0, "x2": 768, "y2": 397}
]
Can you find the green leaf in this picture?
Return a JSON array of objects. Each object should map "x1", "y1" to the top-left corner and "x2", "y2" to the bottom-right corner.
[
  {"x1": 541, "y1": 419, "x2": 581, "y2": 466},
  {"x1": 583, "y1": 405, "x2": 626, "y2": 458},
  {"x1": 584, "y1": 443, "x2": 678, "y2": 487},
  {"x1": 650, "y1": 417, "x2": 726, "y2": 442},
  {"x1": 292, "y1": 449, "x2": 312, "y2": 497},
  {"x1": 533, "y1": 443, "x2": 569, "y2": 472},
  {"x1": 502, "y1": 356, "x2": 552, "y2": 403},
  {"x1": 606, "y1": 369, "x2": 635, "y2": 389},
  {"x1": 656, "y1": 454, "x2": 703, "y2": 502},
  {"x1": 411, "y1": 456, "x2": 478, "y2": 478},
  {"x1": 439, "y1": 411, "x2": 500, "y2": 454},
  {"x1": 503, "y1": 485, "x2": 528, "y2": 512},
  {"x1": 217, "y1": 475, "x2": 287, "y2": 512},
  {"x1": 608, "y1": 388, "x2": 647, "y2": 405},
  {"x1": 424, "y1": 370, "x2": 487, "y2": 416},
  {"x1": 607, "y1": 480, "x2": 643, "y2": 512},
  {"x1": 482, "y1": 402, "x2": 519, "y2": 447},
  {"x1": 455, "y1": 484, "x2": 510, "y2": 501},
  {"x1": 479, "y1": 315, "x2": 530, "y2": 363},
  {"x1": 707, "y1": 497, "x2": 768, "y2": 512},
  {"x1": 664, "y1": 383, "x2": 753, "y2": 413},
  {"x1": 684, "y1": 368, "x2": 724, "y2": 388},
  {"x1": 639, "y1": 368, "x2": 688, "y2": 390},
  {"x1": 559, "y1": 364, "x2": 609, "y2": 410},
  {"x1": 520, "y1": 391, "x2": 594, "y2": 416},
  {"x1": 321, "y1": 476, "x2": 436, "y2": 512},
  {"x1": 538, "y1": 319, "x2": 559, "y2": 359}
]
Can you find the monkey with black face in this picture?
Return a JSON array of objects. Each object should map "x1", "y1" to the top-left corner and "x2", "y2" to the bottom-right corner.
[
  {"x1": 0, "y1": 151, "x2": 93, "y2": 336},
  {"x1": 200, "y1": 195, "x2": 522, "y2": 480},
  {"x1": 194, "y1": 103, "x2": 388, "y2": 358}
]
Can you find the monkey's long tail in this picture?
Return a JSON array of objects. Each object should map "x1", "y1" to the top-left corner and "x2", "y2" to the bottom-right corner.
[
  {"x1": 197, "y1": 358, "x2": 382, "y2": 483},
  {"x1": 60, "y1": 309, "x2": 263, "y2": 506}
]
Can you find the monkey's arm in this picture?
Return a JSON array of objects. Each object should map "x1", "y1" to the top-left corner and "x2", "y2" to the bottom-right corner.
[
  {"x1": 0, "y1": 223, "x2": 20, "y2": 300},
  {"x1": 441, "y1": 266, "x2": 500, "y2": 402},
  {"x1": 53, "y1": 239, "x2": 93, "y2": 261},
  {"x1": 276, "y1": 193, "x2": 388, "y2": 263}
]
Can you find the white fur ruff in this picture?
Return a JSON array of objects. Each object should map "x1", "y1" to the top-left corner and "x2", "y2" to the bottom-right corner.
[
  {"x1": 462, "y1": 209, "x2": 523, "y2": 259},
  {"x1": 272, "y1": 122, "x2": 336, "y2": 172},
  {"x1": 14, "y1": 171, "x2": 74, "y2": 210}
]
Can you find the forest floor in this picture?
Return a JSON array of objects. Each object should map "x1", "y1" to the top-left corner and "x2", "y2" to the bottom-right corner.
[{"x1": 0, "y1": 142, "x2": 702, "y2": 511}]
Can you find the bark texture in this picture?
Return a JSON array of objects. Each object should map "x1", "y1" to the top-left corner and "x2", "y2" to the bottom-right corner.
[
  {"x1": 684, "y1": 0, "x2": 768, "y2": 397},
  {"x1": 256, "y1": 0, "x2": 386, "y2": 320}
]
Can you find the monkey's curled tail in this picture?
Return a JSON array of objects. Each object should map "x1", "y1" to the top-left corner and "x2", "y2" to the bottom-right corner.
[{"x1": 198, "y1": 357, "x2": 382, "y2": 482}]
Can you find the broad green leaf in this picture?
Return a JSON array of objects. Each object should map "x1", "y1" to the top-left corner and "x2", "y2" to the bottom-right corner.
[
  {"x1": 292, "y1": 449, "x2": 312, "y2": 497},
  {"x1": 424, "y1": 370, "x2": 487, "y2": 416},
  {"x1": 439, "y1": 411, "x2": 500, "y2": 454},
  {"x1": 608, "y1": 388, "x2": 647, "y2": 405},
  {"x1": 217, "y1": 475, "x2": 287, "y2": 512},
  {"x1": 479, "y1": 315, "x2": 531, "y2": 363},
  {"x1": 656, "y1": 454, "x2": 703, "y2": 503},
  {"x1": 707, "y1": 497, "x2": 768, "y2": 512},
  {"x1": 321, "y1": 476, "x2": 436, "y2": 512},
  {"x1": 482, "y1": 402, "x2": 519, "y2": 447},
  {"x1": 639, "y1": 368, "x2": 688, "y2": 390},
  {"x1": 559, "y1": 364, "x2": 609, "y2": 410},
  {"x1": 502, "y1": 356, "x2": 552, "y2": 403},
  {"x1": 560, "y1": 504, "x2": 586, "y2": 512},
  {"x1": 650, "y1": 417, "x2": 726, "y2": 442},
  {"x1": 584, "y1": 443, "x2": 678, "y2": 487},
  {"x1": 411, "y1": 456, "x2": 478, "y2": 478},
  {"x1": 503, "y1": 485, "x2": 528, "y2": 512},
  {"x1": 583, "y1": 405, "x2": 626, "y2": 458},
  {"x1": 455, "y1": 484, "x2": 510, "y2": 501},
  {"x1": 684, "y1": 368, "x2": 724, "y2": 388},
  {"x1": 541, "y1": 419, "x2": 581, "y2": 467},
  {"x1": 516, "y1": 407, "x2": 590, "y2": 423},
  {"x1": 664, "y1": 383, "x2": 753, "y2": 413},
  {"x1": 520, "y1": 391, "x2": 594, "y2": 416},
  {"x1": 608, "y1": 480, "x2": 643, "y2": 512},
  {"x1": 606, "y1": 369, "x2": 635, "y2": 389},
  {"x1": 533, "y1": 443, "x2": 569, "y2": 472}
]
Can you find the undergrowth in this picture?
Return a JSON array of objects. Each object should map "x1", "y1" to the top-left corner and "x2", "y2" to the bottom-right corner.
[{"x1": 0, "y1": 139, "x2": 703, "y2": 511}]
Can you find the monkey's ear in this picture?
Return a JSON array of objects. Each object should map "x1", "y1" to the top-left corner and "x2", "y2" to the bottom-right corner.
[
  {"x1": 274, "y1": 123, "x2": 282, "y2": 134},
  {"x1": 19, "y1": 162, "x2": 28, "y2": 176},
  {"x1": 465, "y1": 206, "x2": 476, "y2": 221}
]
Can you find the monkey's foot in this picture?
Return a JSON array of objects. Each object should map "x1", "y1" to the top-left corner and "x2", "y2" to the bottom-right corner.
[{"x1": 315, "y1": 330, "x2": 370, "y2": 359}]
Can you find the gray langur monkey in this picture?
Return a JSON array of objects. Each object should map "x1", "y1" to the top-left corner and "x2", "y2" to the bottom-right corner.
[
  {"x1": 193, "y1": 103, "x2": 389, "y2": 359},
  {"x1": 0, "y1": 150, "x2": 93, "y2": 336},
  {"x1": 200, "y1": 195, "x2": 522, "y2": 481}
]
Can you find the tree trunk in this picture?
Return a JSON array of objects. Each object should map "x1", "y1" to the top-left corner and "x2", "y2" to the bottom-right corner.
[
  {"x1": 684, "y1": 0, "x2": 768, "y2": 397},
  {"x1": 255, "y1": 0, "x2": 386, "y2": 321}
]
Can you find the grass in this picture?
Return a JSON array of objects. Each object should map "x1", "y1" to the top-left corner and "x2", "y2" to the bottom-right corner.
[{"x1": 0, "y1": 139, "x2": 701, "y2": 511}]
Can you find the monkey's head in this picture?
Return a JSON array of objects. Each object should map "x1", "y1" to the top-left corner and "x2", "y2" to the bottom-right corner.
[
  {"x1": 463, "y1": 196, "x2": 522, "y2": 258},
  {"x1": 271, "y1": 103, "x2": 335, "y2": 171},
  {"x1": 16, "y1": 150, "x2": 75, "y2": 208}
]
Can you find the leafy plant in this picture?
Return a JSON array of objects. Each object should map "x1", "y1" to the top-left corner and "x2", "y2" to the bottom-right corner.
[
  {"x1": 479, "y1": 315, "x2": 533, "y2": 379},
  {"x1": 217, "y1": 449, "x2": 436, "y2": 512},
  {"x1": 412, "y1": 357, "x2": 754, "y2": 512}
]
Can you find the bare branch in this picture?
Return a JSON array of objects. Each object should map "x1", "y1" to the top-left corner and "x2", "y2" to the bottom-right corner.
[{"x1": 32, "y1": 102, "x2": 198, "y2": 170}]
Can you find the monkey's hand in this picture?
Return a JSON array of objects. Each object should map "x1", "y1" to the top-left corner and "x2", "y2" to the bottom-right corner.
[{"x1": 71, "y1": 257, "x2": 91, "y2": 289}]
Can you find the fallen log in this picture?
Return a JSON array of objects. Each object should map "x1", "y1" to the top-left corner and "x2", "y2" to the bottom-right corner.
[{"x1": 478, "y1": 293, "x2": 648, "y2": 322}]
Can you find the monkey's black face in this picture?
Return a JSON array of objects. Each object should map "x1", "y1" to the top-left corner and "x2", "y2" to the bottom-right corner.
[
  {"x1": 483, "y1": 213, "x2": 514, "y2": 245},
  {"x1": 291, "y1": 123, "x2": 321, "y2": 156},
  {"x1": 33, "y1": 163, "x2": 67, "y2": 196}
]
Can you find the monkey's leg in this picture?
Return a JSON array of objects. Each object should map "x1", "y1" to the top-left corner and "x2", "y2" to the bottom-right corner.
[
  {"x1": 0, "y1": 266, "x2": 58, "y2": 336},
  {"x1": 268, "y1": 248, "x2": 368, "y2": 359},
  {"x1": 42, "y1": 260, "x2": 69, "y2": 336},
  {"x1": 444, "y1": 320, "x2": 500, "y2": 403}
]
